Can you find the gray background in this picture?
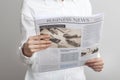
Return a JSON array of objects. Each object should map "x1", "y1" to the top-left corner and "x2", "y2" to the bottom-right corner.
[{"x1": 0, "y1": 0, "x2": 120, "y2": 80}]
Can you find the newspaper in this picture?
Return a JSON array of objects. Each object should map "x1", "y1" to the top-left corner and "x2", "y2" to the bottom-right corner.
[{"x1": 35, "y1": 14, "x2": 104, "y2": 72}]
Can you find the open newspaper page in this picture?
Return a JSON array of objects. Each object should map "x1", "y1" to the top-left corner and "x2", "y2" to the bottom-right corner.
[{"x1": 35, "y1": 14, "x2": 104, "y2": 72}]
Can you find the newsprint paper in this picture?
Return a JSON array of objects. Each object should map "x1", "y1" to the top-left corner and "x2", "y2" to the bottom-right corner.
[{"x1": 35, "y1": 14, "x2": 104, "y2": 73}]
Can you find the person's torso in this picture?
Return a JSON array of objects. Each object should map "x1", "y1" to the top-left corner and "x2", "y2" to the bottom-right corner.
[{"x1": 22, "y1": 0, "x2": 92, "y2": 80}]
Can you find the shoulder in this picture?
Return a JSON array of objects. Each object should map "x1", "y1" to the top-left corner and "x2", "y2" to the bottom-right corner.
[{"x1": 21, "y1": 0, "x2": 37, "y2": 18}]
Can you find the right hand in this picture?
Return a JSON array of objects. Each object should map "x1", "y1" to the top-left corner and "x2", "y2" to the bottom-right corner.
[{"x1": 22, "y1": 34, "x2": 52, "y2": 57}]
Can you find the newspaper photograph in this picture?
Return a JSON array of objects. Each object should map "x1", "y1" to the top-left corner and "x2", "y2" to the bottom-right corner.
[
  {"x1": 39, "y1": 25, "x2": 81, "y2": 48},
  {"x1": 34, "y1": 13, "x2": 104, "y2": 72}
]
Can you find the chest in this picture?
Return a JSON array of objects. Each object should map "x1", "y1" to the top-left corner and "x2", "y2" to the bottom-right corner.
[{"x1": 30, "y1": 1, "x2": 91, "y2": 19}]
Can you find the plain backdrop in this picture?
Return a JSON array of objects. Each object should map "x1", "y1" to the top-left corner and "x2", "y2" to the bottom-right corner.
[{"x1": 0, "y1": 0, "x2": 120, "y2": 80}]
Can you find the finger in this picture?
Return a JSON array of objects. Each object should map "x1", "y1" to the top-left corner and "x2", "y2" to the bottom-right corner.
[
  {"x1": 86, "y1": 62, "x2": 104, "y2": 67},
  {"x1": 30, "y1": 44, "x2": 51, "y2": 52},
  {"x1": 93, "y1": 69, "x2": 102, "y2": 72},
  {"x1": 28, "y1": 40, "x2": 51, "y2": 45},
  {"x1": 86, "y1": 61, "x2": 104, "y2": 72},
  {"x1": 28, "y1": 44, "x2": 51, "y2": 49},
  {"x1": 86, "y1": 58, "x2": 103, "y2": 63},
  {"x1": 39, "y1": 44, "x2": 51, "y2": 49},
  {"x1": 27, "y1": 40, "x2": 40, "y2": 45},
  {"x1": 94, "y1": 62, "x2": 104, "y2": 66},
  {"x1": 87, "y1": 64, "x2": 103, "y2": 72},
  {"x1": 28, "y1": 35, "x2": 40, "y2": 40},
  {"x1": 39, "y1": 40, "x2": 52, "y2": 44},
  {"x1": 92, "y1": 65, "x2": 103, "y2": 69},
  {"x1": 30, "y1": 48, "x2": 44, "y2": 53},
  {"x1": 28, "y1": 34, "x2": 51, "y2": 40},
  {"x1": 27, "y1": 39, "x2": 51, "y2": 45},
  {"x1": 39, "y1": 34, "x2": 51, "y2": 40},
  {"x1": 28, "y1": 45, "x2": 40, "y2": 49}
]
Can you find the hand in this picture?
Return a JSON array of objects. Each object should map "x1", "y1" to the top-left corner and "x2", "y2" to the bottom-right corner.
[
  {"x1": 22, "y1": 34, "x2": 52, "y2": 57},
  {"x1": 85, "y1": 58, "x2": 104, "y2": 72}
]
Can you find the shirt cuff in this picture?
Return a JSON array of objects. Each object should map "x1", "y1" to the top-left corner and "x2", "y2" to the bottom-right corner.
[{"x1": 18, "y1": 41, "x2": 36, "y2": 65}]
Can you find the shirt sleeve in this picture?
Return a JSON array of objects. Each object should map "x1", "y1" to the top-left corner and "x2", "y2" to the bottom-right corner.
[{"x1": 18, "y1": 1, "x2": 37, "y2": 65}]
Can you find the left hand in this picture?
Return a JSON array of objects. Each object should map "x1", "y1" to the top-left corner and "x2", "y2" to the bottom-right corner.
[{"x1": 85, "y1": 58, "x2": 104, "y2": 72}]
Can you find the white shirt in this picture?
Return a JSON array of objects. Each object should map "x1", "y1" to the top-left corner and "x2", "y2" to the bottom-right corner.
[{"x1": 19, "y1": 0, "x2": 92, "y2": 80}]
